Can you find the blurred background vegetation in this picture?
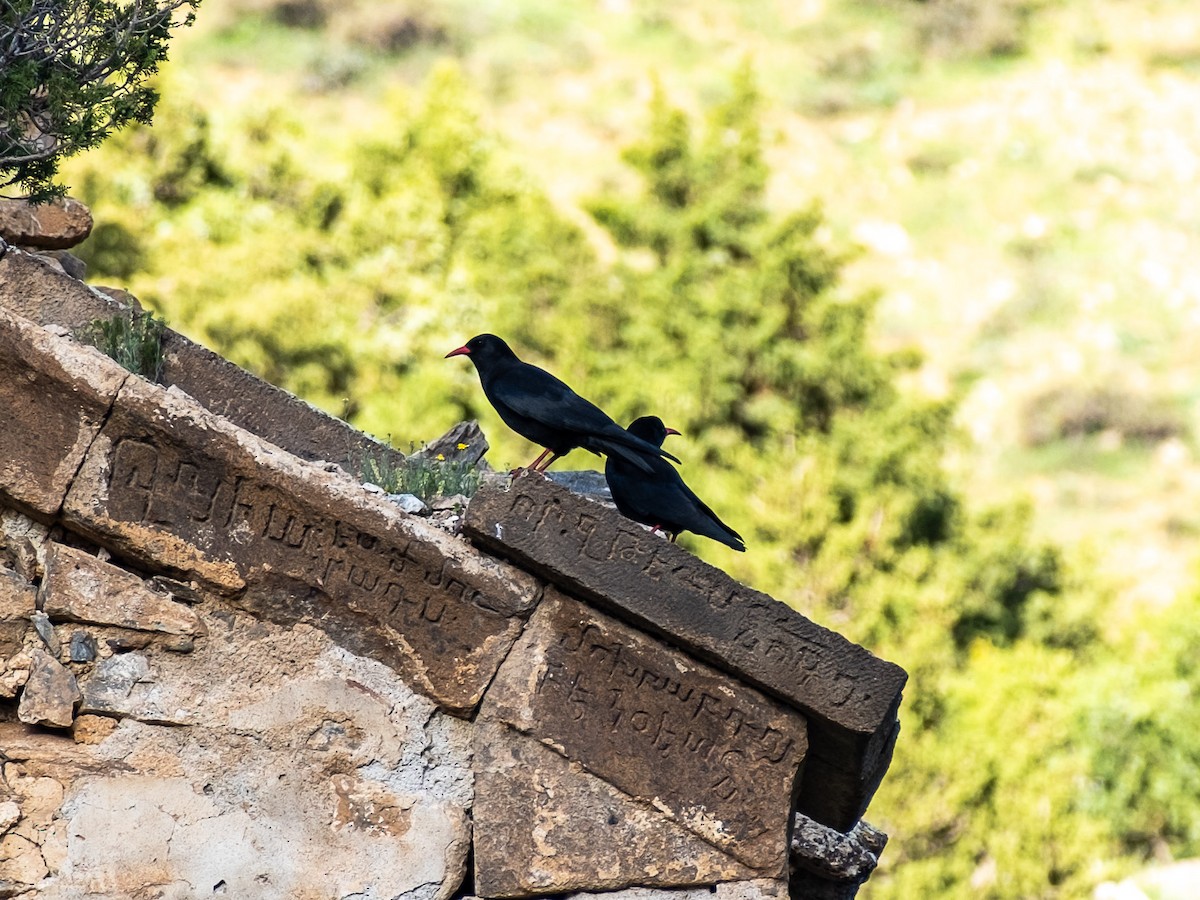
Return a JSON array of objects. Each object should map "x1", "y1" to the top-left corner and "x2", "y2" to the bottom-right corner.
[{"x1": 58, "y1": 0, "x2": 1200, "y2": 896}]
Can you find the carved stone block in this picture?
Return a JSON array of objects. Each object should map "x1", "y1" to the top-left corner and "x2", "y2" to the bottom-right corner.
[
  {"x1": 0, "y1": 306, "x2": 128, "y2": 520},
  {"x1": 481, "y1": 589, "x2": 807, "y2": 874},
  {"x1": 473, "y1": 719, "x2": 757, "y2": 898},
  {"x1": 464, "y1": 476, "x2": 907, "y2": 830},
  {"x1": 0, "y1": 248, "x2": 407, "y2": 475},
  {"x1": 41, "y1": 542, "x2": 201, "y2": 635},
  {"x1": 18, "y1": 650, "x2": 81, "y2": 728},
  {"x1": 62, "y1": 376, "x2": 540, "y2": 714}
]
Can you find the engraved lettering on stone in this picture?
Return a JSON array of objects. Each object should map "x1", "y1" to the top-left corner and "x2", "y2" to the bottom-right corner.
[
  {"x1": 109, "y1": 438, "x2": 160, "y2": 522},
  {"x1": 540, "y1": 618, "x2": 801, "y2": 787}
]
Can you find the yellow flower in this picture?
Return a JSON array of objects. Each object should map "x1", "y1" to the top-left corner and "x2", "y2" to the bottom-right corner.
[
  {"x1": 456, "y1": 442, "x2": 469, "y2": 450},
  {"x1": 436, "y1": 453, "x2": 445, "y2": 461}
]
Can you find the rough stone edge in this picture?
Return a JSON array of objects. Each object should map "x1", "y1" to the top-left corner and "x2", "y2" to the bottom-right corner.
[
  {"x1": 0, "y1": 247, "x2": 407, "y2": 477},
  {"x1": 0, "y1": 304, "x2": 130, "y2": 523},
  {"x1": 461, "y1": 476, "x2": 907, "y2": 830}
]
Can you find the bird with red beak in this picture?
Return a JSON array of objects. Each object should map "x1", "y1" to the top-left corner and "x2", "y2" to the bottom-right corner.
[{"x1": 446, "y1": 334, "x2": 679, "y2": 475}]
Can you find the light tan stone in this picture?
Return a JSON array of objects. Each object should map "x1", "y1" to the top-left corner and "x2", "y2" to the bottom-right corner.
[
  {"x1": 0, "y1": 306, "x2": 128, "y2": 520},
  {"x1": 0, "y1": 508, "x2": 49, "y2": 581},
  {"x1": 564, "y1": 882, "x2": 789, "y2": 900},
  {"x1": 17, "y1": 650, "x2": 80, "y2": 728},
  {"x1": 58, "y1": 772, "x2": 467, "y2": 900},
  {"x1": 40, "y1": 543, "x2": 201, "y2": 636},
  {"x1": 71, "y1": 715, "x2": 119, "y2": 746},
  {"x1": 15, "y1": 609, "x2": 475, "y2": 899},
  {"x1": 0, "y1": 569, "x2": 36, "y2": 693},
  {"x1": 0, "y1": 832, "x2": 47, "y2": 886},
  {"x1": 0, "y1": 799, "x2": 21, "y2": 834}
]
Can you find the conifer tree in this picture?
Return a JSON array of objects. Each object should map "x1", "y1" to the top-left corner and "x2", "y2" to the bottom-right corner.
[{"x1": 0, "y1": 0, "x2": 199, "y2": 200}]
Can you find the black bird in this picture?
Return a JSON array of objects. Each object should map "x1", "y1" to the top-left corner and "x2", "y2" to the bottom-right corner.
[
  {"x1": 605, "y1": 416, "x2": 746, "y2": 552},
  {"x1": 445, "y1": 334, "x2": 680, "y2": 475}
]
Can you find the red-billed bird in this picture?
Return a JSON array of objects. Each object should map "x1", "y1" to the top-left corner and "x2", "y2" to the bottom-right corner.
[
  {"x1": 445, "y1": 334, "x2": 680, "y2": 475},
  {"x1": 604, "y1": 416, "x2": 746, "y2": 551}
]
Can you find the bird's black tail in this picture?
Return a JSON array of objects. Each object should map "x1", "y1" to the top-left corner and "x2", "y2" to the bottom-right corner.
[
  {"x1": 687, "y1": 492, "x2": 747, "y2": 551},
  {"x1": 595, "y1": 429, "x2": 680, "y2": 474},
  {"x1": 700, "y1": 521, "x2": 746, "y2": 552}
]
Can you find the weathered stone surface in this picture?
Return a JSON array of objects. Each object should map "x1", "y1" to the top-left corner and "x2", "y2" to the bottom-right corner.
[
  {"x1": 40, "y1": 543, "x2": 201, "y2": 636},
  {"x1": 791, "y1": 815, "x2": 887, "y2": 886},
  {"x1": 0, "y1": 800, "x2": 20, "y2": 834},
  {"x1": 0, "y1": 569, "x2": 35, "y2": 660},
  {"x1": 0, "y1": 249, "x2": 136, "y2": 331},
  {"x1": 39, "y1": 250, "x2": 87, "y2": 280},
  {"x1": 563, "y1": 881, "x2": 789, "y2": 900},
  {"x1": 0, "y1": 306, "x2": 128, "y2": 521},
  {"x1": 0, "y1": 248, "x2": 407, "y2": 476},
  {"x1": 0, "y1": 198, "x2": 93, "y2": 250},
  {"x1": 71, "y1": 714, "x2": 118, "y2": 745},
  {"x1": 0, "y1": 609, "x2": 476, "y2": 900},
  {"x1": 29, "y1": 612, "x2": 57, "y2": 656},
  {"x1": 78, "y1": 653, "x2": 186, "y2": 724},
  {"x1": 465, "y1": 477, "x2": 906, "y2": 829},
  {"x1": 411, "y1": 419, "x2": 490, "y2": 467},
  {"x1": 157, "y1": 327, "x2": 410, "y2": 477},
  {"x1": 0, "y1": 571, "x2": 33, "y2": 698},
  {"x1": 547, "y1": 469, "x2": 613, "y2": 503},
  {"x1": 482, "y1": 589, "x2": 807, "y2": 874},
  {"x1": 59, "y1": 772, "x2": 467, "y2": 900},
  {"x1": 391, "y1": 492, "x2": 429, "y2": 514},
  {"x1": 63, "y1": 377, "x2": 541, "y2": 714},
  {"x1": 474, "y1": 719, "x2": 757, "y2": 898},
  {"x1": 17, "y1": 650, "x2": 80, "y2": 728},
  {"x1": 0, "y1": 508, "x2": 49, "y2": 581}
]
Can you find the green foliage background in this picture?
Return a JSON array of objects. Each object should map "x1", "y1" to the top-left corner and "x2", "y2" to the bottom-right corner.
[{"x1": 61, "y1": 1, "x2": 1200, "y2": 896}]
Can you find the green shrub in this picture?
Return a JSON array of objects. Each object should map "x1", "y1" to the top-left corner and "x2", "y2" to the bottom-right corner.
[
  {"x1": 1020, "y1": 385, "x2": 1185, "y2": 447},
  {"x1": 78, "y1": 311, "x2": 168, "y2": 382},
  {"x1": 360, "y1": 453, "x2": 483, "y2": 502}
]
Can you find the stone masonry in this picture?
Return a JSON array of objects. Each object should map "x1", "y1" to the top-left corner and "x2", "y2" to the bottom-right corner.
[{"x1": 0, "y1": 241, "x2": 905, "y2": 899}]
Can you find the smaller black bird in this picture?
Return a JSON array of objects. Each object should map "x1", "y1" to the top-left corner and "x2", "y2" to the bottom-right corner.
[
  {"x1": 605, "y1": 416, "x2": 746, "y2": 552},
  {"x1": 446, "y1": 334, "x2": 680, "y2": 474}
]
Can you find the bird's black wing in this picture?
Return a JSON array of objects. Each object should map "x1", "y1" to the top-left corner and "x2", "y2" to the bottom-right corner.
[
  {"x1": 492, "y1": 364, "x2": 681, "y2": 471},
  {"x1": 490, "y1": 364, "x2": 617, "y2": 434}
]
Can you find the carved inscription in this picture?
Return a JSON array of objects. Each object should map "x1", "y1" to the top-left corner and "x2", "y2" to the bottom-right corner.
[
  {"x1": 464, "y1": 476, "x2": 908, "y2": 830},
  {"x1": 105, "y1": 437, "x2": 512, "y2": 636},
  {"x1": 472, "y1": 478, "x2": 896, "y2": 720},
  {"x1": 486, "y1": 592, "x2": 807, "y2": 872},
  {"x1": 70, "y1": 401, "x2": 537, "y2": 712}
]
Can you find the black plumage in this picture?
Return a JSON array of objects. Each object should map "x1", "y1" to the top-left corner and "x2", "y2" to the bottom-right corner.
[
  {"x1": 605, "y1": 416, "x2": 746, "y2": 552},
  {"x1": 446, "y1": 334, "x2": 680, "y2": 474}
]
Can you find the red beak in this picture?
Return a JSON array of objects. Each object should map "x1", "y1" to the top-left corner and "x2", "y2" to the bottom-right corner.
[
  {"x1": 445, "y1": 345, "x2": 470, "y2": 358},
  {"x1": 664, "y1": 427, "x2": 681, "y2": 436}
]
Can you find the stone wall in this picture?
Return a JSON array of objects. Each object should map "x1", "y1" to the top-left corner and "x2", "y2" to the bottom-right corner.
[{"x1": 0, "y1": 243, "x2": 906, "y2": 899}]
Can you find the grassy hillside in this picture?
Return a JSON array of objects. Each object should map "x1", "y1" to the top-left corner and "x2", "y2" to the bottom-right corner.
[
  {"x1": 119, "y1": 0, "x2": 1200, "y2": 608},
  {"x1": 60, "y1": 1, "x2": 1200, "y2": 896}
]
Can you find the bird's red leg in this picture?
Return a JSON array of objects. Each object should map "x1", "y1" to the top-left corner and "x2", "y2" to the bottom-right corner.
[
  {"x1": 533, "y1": 452, "x2": 558, "y2": 473},
  {"x1": 512, "y1": 448, "x2": 552, "y2": 477}
]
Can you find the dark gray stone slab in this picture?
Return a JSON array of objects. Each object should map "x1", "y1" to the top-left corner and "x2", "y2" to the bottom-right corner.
[
  {"x1": 464, "y1": 476, "x2": 907, "y2": 830},
  {"x1": 482, "y1": 588, "x2": 807, "y2": 874}
]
